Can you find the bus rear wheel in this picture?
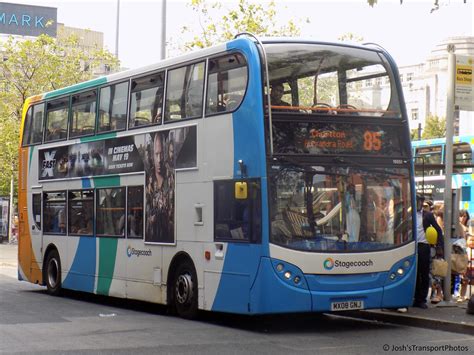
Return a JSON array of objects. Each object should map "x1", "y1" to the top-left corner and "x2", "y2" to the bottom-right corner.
[
  {"x1": 44, "y1": 249, "x2": 62, "y2": 296},
  {"x1": 173, "y1": 260, "x2": 198, "y2": 319}
]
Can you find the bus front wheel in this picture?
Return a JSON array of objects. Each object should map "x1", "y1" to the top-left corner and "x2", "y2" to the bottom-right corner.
[
  {"x1": 173, "y1": 260, "x2": 198, "y2": 319},
  {"x1": 44, "y1": 249, "x2": 62, "y2": 296}
]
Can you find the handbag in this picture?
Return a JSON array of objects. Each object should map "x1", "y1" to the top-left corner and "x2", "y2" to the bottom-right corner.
[
  {"x1": 432, "y1": 258, "x2": 448, "y2": 277},
  {"x1": 451, "y1": 252, "x2": 469, "y2": 274}
]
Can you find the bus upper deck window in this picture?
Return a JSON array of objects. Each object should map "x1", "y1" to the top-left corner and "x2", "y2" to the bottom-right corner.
[
  {"x1": 206, "y1": 53, "x2": 247, "y2": 115},
  {"x1": 45, "y1": 98, "x2": 69, "y2": 142},
  {"x1": 99, "y1": 81, "x2": 129, "y2": 133},
  {"x1": 70, "y1": 90, "x2": 97, "y2": 138},
  {"x1": 165, "y1": 62, "x2": 205, "y2": 122},
  {"x1": 22, "y1": 103, "x2": 44, "y2": 146},
  {"x1": 129, "y1": 72, "x2": 164, "y2": 128}
]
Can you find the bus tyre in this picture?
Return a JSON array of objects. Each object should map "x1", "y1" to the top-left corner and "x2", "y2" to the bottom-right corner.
[
  {"x1": 173, "y1": 260, "x2": 198, "y2": 319},
  {"x1": 44, "y1": 249, "x2": 62, "y2": 296}
]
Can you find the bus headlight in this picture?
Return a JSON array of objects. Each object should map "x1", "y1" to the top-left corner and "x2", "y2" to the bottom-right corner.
[
  {"x1": 284, "y1": 271, "x2": 292, "y2": 279},
  {"x1": 397, "y1": 268, "x2": 404, "y2": 276},
  {"x1": 390, "y1": 273, "x2": 396, "y2": 280},
  {"x1": 294, "y1": 276, "x2": 301, "y2": 284}
]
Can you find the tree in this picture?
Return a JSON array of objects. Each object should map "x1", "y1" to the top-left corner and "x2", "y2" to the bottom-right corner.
[
  {"x1": 422, "y1": 115, "x2": 446, "y2": 139},
  {"x1": 367, "y1": 0, "x2": 467, "y2": 13},
  {"x1": 0, "y1": 32, "x2": 119, "y2": 195},
  {"x1": 338, "y1": 33, "x2": 364, "y2": 43},
  {"x1": 178, "y1": 0, "x2": 309, "y2": 52}
]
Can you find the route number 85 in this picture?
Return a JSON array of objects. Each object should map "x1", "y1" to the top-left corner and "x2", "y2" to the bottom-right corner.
[{"x1": 363, "y1": 131, "x2": 382, "y2": 151}]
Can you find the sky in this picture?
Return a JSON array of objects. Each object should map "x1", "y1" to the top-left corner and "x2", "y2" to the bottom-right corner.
[{"x1": 5, "y1": 0, "x2": 474, "y2": 69}]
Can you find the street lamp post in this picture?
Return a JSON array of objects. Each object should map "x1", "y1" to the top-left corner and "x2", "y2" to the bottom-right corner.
[
  {"x1": 160, "y1": 0, "x2": 167, "y2": 60},
  {"x1": 115, "y1": 0, "x2": 120, "y2": 58}
]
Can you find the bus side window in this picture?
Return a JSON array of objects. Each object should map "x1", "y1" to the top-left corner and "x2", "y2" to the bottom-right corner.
[
  {"x1": 214, "y1": 179, "x2": 261, "y2": 243},
  {"x1": 32, "y1": 193, "x2": 41, "y2": 231},
  {"x1": 129, "y1": 72, "x2": 164, "y2": 128},
  {"x1": 96, "y1": 188, "x2": 125, "y2": 237},
  {"x1": 165, "y1": 62, "x2": 205, "y2": 122},
  {"x1": 70, "y1": 90, "x2": 97, "y2": 138},
  {"x1": 206, "y1": 53, "x2": 248, "y2": 115},
  {"x1": 127, "y1": 186, "x2": 143, "y2": 239},
  {"x1": 68, "y1": 189, "x2": 94, "y2": 235},
  {"x1": 43, "y1": 192, "x2": 66, "y2": 235},
  {"x1": 454, "y1": 142, "x2": 472, "y2": 174},
  {"x1": 98, "y1": 81, "x2": 129, "y2": 133},
  {"x1": 22, "y1": 103, "x2": 45, "y2": 146},
  {"x1": 45, "y1": 98, "x2": 69, "y2": 142}
]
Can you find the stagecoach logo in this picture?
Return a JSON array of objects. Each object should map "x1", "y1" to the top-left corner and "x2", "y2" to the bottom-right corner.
[
  {"x1": 126, "y1": 246, "x2": 152, "y2": 258},
  {"x1": 323, "y1": 258, "x2": 334, "y2": 270},
  {"x1": 41, "y1": 150, "x2": 57, "y2": 178},
  {"x1": 323, "y1": 257, "x2": 374, "y2": 270}
]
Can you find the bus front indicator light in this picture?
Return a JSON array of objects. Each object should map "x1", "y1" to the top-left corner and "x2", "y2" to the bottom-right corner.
[
  {"x1": 390, "y1": 273, "x2": 396, "y2": 280},
  {"x1": 403, "y1": 260, "x2": 410, "y2": 269},
  {"x1": 276, "y1": 263, "x2": 284, "y2": 272},
  {"x1": 294, "y1": 276, "x2": 301, "y2": 284}
]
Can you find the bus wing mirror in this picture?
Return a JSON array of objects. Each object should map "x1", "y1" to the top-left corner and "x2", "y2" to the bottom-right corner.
[{"x1": 235, "y1": 182, "x2": 248, "y2": 200}]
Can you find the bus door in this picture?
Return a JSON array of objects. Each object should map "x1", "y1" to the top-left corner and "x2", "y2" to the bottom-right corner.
[
  {"x1": 30, "y1": 191, "x2": 43, "y2": 262},
  {"x1": 210, "y1": 179, "x2": 262, "y2": 313}
]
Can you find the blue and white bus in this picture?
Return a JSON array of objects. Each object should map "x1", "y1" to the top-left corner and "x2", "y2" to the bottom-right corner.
[
  {"x1": 413, "y1": 136, "x2": 474, "y2": 214},
  {"x1": 18, "y1": 34, "x2": 416, "y2": 318}
]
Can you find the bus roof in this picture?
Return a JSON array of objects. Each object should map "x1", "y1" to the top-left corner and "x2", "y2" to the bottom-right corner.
[
  {"x1": 26, "y1": 35, "x2": 393, "y2": 104},
  {"x1": 412, "y1": 136, "x2": 474, "y2": 147}
]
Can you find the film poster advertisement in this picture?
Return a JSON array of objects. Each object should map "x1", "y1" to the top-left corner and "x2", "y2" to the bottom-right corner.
[
  {"x1": 144, "y1": 126, "x2": 197, "y2": 243},
  {"x1": 38, "y1": 126, "x2": 196, "y2": 244},
  {"x1": 39, "y1": 137, "x2": 145, "y2": 180}
]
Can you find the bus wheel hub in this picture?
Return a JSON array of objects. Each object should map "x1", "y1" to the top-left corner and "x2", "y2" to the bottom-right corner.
[{"x1": 176, "y1": 273, "x2": 193, "y2": 304}]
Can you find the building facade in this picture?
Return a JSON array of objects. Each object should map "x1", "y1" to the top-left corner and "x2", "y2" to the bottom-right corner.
[
  {"x1": 398, "y1": 36, "x2": 474, "y2": 137},
  {"x1": 0, "y1": 2, "x2": 115, "y2": 76}
]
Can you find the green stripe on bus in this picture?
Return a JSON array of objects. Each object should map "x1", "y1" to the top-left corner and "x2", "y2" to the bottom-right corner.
[
  {"x1": 93, "y1": 175, "x2": 121, "y2": 188},
  {"x1": 81, "y1": 132, "x2": 117, "y2": 143},
  {"x1": 29, "y1": 145, "x2": 35, "y2": 170},
  {"x1": 44, "y1": 77, "x2": 108, "y2": 99},
  {"x1": 96, "y1": 237, "x2": 118, "y2": 296}
]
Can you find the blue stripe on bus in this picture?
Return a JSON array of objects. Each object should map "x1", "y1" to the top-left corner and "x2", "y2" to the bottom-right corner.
[
  {"x1": 62, "y1": 237, "x2": 96, "y2": 293},
  {"x1": 211, "y1": 39, "x2": 269, "y2": 314},
  {"x1": 210, "y1": 243, "x2": 263, "y2": 314},
  {"x1": 82, "y1": 178, "x2": 92, "y2": 188},
  {"x1": 227, "y1": 38, "x2": 270, "y2": 248}
]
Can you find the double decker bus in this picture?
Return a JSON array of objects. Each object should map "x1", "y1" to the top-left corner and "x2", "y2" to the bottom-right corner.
[
  {"x1": 18, "y1": 34, "x2": 415, "y2": 317},
  {"x1": 413, "y1": 136, "x2": 474, "y2": 214}
]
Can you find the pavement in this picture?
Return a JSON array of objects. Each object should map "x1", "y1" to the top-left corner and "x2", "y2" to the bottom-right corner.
[{"x1": 1, "y1": 242, "x2": 473, "y2": 334}]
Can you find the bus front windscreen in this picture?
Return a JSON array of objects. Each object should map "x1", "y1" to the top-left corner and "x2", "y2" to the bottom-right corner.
[
  {"x1": 269, "y1": 164, "x2": 413, "y2": 252},
  {"x1": 264, "y1": 43, "x2": 402, "y2": 117}
]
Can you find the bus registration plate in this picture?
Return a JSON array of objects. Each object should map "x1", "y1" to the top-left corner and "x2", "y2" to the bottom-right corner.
[{"x1": 331, "y1": 300, "x2": 364, "y2": 311}]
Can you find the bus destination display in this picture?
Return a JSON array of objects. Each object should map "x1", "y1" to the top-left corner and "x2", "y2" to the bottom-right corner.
[{"x1": 273, "y1": 122, "x2": 405, "y2": 156}]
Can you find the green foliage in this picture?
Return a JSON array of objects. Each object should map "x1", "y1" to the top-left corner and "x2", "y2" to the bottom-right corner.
[
  {"x1": 422, "y1": 115, "x2": 446, "y2": 139},
  {"x1": 0, "y1": 33, "x2": 119, "y2": 195},
  {"x1": 338, "y1": 33, "x2": 364, "y2": 43},
  {"x1": 411, "y1": 128, "x2": 420, "y2": 141},
  {"x1": 179, "y1": 0, "x2": 308, "y2": 52}
]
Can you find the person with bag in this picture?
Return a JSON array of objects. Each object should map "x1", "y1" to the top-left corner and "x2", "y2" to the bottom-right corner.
[
  {"x1": 430, "y1": 203, "x2": 446, "y2": 304},
  {"x1": 451, "y1": 211, "x2": 470, "y2": 301},
  {"x1": 413, "y1": 194, "x2": 444, "y2": 309}
]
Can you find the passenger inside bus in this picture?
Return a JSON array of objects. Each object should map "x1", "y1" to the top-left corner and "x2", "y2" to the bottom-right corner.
[{"x1": 269, "y1": 83, "x2": 291, "y2": 110}]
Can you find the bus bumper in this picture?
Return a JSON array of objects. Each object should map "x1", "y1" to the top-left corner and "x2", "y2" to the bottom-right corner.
[{"x1": 249, "y1": 256, "x2": 416, "y2": 314}]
